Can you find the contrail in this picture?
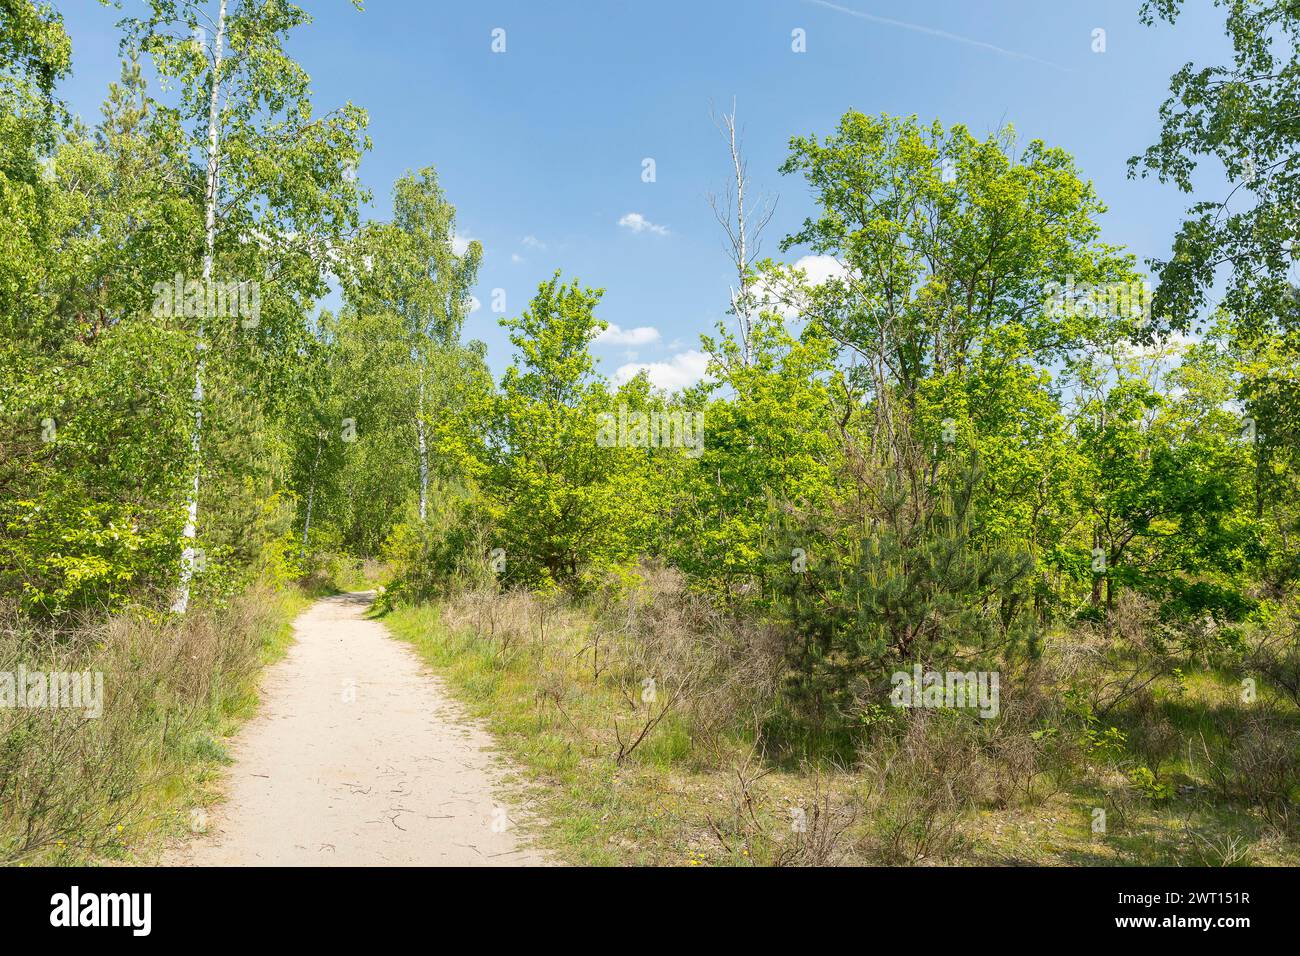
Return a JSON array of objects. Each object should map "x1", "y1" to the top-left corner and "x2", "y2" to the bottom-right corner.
[{"x1": 803, "y1": 0, "x2": 1071, "y2": 73}]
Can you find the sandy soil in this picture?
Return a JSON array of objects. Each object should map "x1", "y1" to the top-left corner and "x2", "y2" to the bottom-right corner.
[{"x1": 169, "y1": 592, "x2": 547, "y2": 866}]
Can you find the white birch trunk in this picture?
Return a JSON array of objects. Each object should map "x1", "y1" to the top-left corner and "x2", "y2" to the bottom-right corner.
[
  {"x1": 417, "y1": 362, "x2": 428, "y2": 522},
  {"x1": 301, "y1": 431, "x2": 323, "y2": 559},
  {"x1": 173, "y1": 0, "x2": 227, "y2": 614}
]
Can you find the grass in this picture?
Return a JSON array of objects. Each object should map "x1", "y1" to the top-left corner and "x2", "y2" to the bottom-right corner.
[
  {"x1": 0, "y1": 582, "x2": 311, "y2": 866},
  {"x1": 382, "y1": 601, "x2": 759, "y2": 865},
  {"x1": 382, "y1": 594, "x2": 1300, "y2": 867}
]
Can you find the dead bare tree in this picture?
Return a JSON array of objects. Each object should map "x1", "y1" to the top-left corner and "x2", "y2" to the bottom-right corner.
[{"x1": 707, "y1": 99, "x2": 777, "y2": 368}]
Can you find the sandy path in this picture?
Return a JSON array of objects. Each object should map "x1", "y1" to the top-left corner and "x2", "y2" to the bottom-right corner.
[{"x1": 171, "y1": 592, "x2": 546, "y2": 866}]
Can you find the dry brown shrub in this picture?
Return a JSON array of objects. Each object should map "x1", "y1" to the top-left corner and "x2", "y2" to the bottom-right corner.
[
  {"x1": 1197, "y1": 708, "x2": 1300, "y2": 829},
  {"x1": 1125, "y1": 687, "x2": 1180, "y2": 777},
  {"x1": 600, "y1": 565, "x2": 784, "y2": 765},
  {"x1": 1244, "y1": 604, "x2": 1300, "y2": 708},
  {"x1": 772, "y1": 770, "x2": 859, "y2": 866},
  {"x1": 858, "y1": 709, "x2": 979, "y2": 864},
  {"x1": 1072, "y1": 592, "x2": 1175, "y2": 717},
  {"x1": 442, "y1": 586, "x2": 540, "y2": 664},
  {"x1": 702, "y1": 749, "x2": 859, "y2": 866}
]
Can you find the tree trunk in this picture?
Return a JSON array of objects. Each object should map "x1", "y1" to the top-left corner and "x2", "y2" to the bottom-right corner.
[
  {"x1": 301, "y1": 432, "x2": 324, "y2": 559},
  {"x1": 173, "y1": 0, "x2": 227, "y2": 614},
  {"x1": 417, "y1": 362, "x2": 428, "y2": 522},
  {"x1": 709, "y1": 101, "x2": 775, "y2": 369}
]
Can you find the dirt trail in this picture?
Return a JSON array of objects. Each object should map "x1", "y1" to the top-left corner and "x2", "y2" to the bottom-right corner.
[{"x1": 171, "y1": 592, "x2": 546, "y2": 866}]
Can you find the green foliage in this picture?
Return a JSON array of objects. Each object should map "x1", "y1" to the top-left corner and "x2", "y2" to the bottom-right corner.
[
  {"x1": 1134, "y1": 0, "x2": 1300, "y2": 592},
  {"x1": 0, "y1": 3, "x2": 1297, "y2": 867},
  {"x1": 773, "y1": 458, "x2": 1035, "y2": 715},
  {"x1": 677, "y1": 307, "x2": 837, "y2": 598},
  {"x1": 1133, "y1": 0, "x2": 1300, "y2": 338},
  {"x1": 382, "y1": 481, "x2": 494, "y2": 606},
  {"x1": 292, "y1": 167, "x2": 489, "y2": 562},
  {"x1": 782, "y1": 112, "x2": 1140, "y2": 394},
  {"x1": 484, "y1": 273, "x2": 646, "y2": 590},
  {"x1": 0, "y1": 56, "x2": 196, "y2": 616}
]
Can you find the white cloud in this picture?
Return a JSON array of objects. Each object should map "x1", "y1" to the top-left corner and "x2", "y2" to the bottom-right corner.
[
  {"x1": 521, "y1": 235, "x2": 547, "y2": 250},
  {"x1": 594, "y1": 322, "x2": 662, "y2": 347},
  {"x1": 452, "y1": 233, "x2": 474, "y2": 256},
  {"x1": 618, "y1": 212, "x2": 670, "y2": 236},
  {"x1": 511, "y1": 253, "x2": 524, "y2": 264},
  {"x1": 794, "y1": 254, "x2": 849, "y2": 286},
  {"x1": 467, "y1": 295, "x2": 482, "y2": 314},
  {"x1": 753, "y1": 254, "x2": 850, "y2": 318},
  {"x1": 612, "y1": 349, "x2": 709, "y2": 391}
]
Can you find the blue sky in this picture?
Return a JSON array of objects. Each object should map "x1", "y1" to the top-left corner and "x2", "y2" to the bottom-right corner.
[{"x1": 57, "y1": 0, "x2": 1229, "y2": 386}]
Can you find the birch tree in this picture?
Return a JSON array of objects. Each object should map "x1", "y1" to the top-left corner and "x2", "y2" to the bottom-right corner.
[
  {"x1": 114, "y1": 0, "x2": 370, "y2": 611},
  {"x1": 346, "y1": 167, "x2": 481, "y2": 523}
]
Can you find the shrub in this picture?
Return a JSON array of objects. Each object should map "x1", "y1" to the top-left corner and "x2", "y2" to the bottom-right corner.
[
  {"x1": 1245, "y1": 605, "x2": 1300, "y2": 708},
  {"x1": 382, "y1": 482, "x2": 494, "y2": 605},
  {"x1": 1198, "y1": 710, "x2": 1300, "y2": 827},
  {"x1": 859, "y1": 709, "x2": 980, "y2": 864}
]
